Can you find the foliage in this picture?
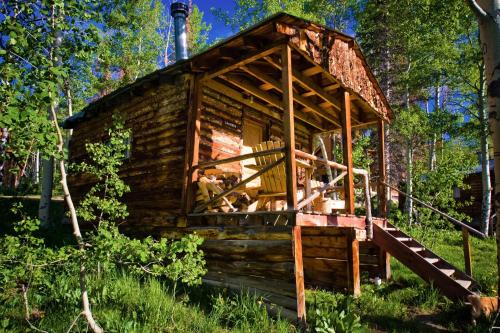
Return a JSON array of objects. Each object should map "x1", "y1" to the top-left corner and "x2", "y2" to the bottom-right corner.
[
  {"x1": 411, "y1": 142, "x2": 475, "y2": 226},
  {"x1": 308, "y1": 294, "x2": 363, "y2": 333},
  {"x1": 211, "y1": 0, "x2": 356, "y2": 32},
  {"x1": 73, "y1": 117, "x2": 131, "y2": 225},
  {"x1": 187, "y1": 5, "x2": 212, "y2": 55},
  {"x1": 89, "y1": 223, "x2": 206, "y2": 287},
  {"x1": 0, "y1": 204, "x2": 74, "y2": 295}
]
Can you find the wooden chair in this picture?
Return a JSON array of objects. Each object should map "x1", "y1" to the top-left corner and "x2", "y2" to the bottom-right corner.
[{"x1": 248, "y1": 141, "x2": 314, "y2": 211}]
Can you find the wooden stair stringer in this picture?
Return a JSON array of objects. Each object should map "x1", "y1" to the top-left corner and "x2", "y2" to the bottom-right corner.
[{"x1": 373, "y1": 222, "x2": 477, "y2": 300}]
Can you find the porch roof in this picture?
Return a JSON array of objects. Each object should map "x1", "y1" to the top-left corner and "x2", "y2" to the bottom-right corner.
[{"x1": 64, "y1": 13, "x2": 392, "y2": 131}]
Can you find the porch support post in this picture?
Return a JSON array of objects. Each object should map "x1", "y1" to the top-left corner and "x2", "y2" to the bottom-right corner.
[
  {"x1": 377, "y1": 119, "x2": 387, "y2": 217},
  {"x1": 292, "y1": 226, "x2": 306, "y2": 324},
  {"x1": 341, "y1": 91, "x2": 355, "y2": 214},
  {"x1": 282, "y1": 44, "x2": 298, "y2": 213},
  {"x1": 347, "y1": 229, "x2": 361, "y2": 296},
  {"x1": 182, "y1": 75, "x2": 203, "y2": 216}
]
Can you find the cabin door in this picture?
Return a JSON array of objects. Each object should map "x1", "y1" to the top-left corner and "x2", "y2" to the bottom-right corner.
[{"x1": 241, "y1": 118, "x2": 264, "y2": 191}]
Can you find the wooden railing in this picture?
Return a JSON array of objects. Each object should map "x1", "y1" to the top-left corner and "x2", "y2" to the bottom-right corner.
[
  {"x1": 381, "y1": 181, "x2": 486, "y2": 277},
  {"x1": 191, "y1": 147, "x2": 374, "y2": 238},
  {"x1": 294, "y1": 149, "x2": 373, "y2": 238}
]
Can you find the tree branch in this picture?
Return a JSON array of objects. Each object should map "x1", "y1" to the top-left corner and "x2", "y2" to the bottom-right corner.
[{"x1": 466, "y1": 0, "x2": 488, "y2": 18}]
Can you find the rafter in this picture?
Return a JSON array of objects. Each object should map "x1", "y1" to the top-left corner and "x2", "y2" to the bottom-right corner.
[
  {"x1": 264, "y1": 56, "x2": 342, "y2": 112},
  {"x1": 240, "y1": 65, "x2": 341, "y2": 126},
  {"x1": 220, "y1": 74, "x2": 326, "y2": 130},
  {"x1": 201, "y1": 42, "x2": 283, "y2": 82}
]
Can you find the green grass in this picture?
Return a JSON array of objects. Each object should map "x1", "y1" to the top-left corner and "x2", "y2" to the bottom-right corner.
[
  {"x1": 307, "y1": 226, "x2": 497, "y2": 333},
  {"x1": 1, "y1": 271, "x2": 297, "y2": 333}
]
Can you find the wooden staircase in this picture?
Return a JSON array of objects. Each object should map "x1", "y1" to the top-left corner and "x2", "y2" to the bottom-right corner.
[{"x1": 373, "y1": 222, "x2": 478, "y2": 300}]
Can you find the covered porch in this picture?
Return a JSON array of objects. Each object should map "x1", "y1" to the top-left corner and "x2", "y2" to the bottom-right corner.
[{"x1": 182, "y1": 37, "x2": 390, "y2": 226}]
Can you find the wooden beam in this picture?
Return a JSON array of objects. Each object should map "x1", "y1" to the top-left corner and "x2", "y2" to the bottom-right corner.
[
  {"x1": 220, "y1": 74, "x2": 325, "y2": 130},
  {"x1": 462, "y1": 227, "x2": 472, "y2": 277},
  {"x1": 204, "y1": 79, "x2": 281, "y2": 122},
  {"x1": 182, "y1": 76, "x2": 203, "y2": 215},
  {"x1": 193, "y1": 157, "x2": 285, "y2": 213},
  {"x1": 301, "y1": 66, "x2": 323, "y2": 77},
  {"x1": 347, "y1": 229, "x2": 361, "y2": 296},
  {"x1": 240, "y1": 65, "x2": 340, "y2": 126},
  {"x1": 292, "y1": 226, "x2": 306, "y2": 323},
  {"x1": 297, "y1": 171, "x2": 347, "y2": 210},
  {"x1": 282, "y1": 44, "x2": 298, "y2": 211},
  {"x1": 377, "y1": 120, "x2": 387, "y2": 217},
  {"x1": 342, "y1": 91, "x2": 355, "y2": 214},
  {"x1": 201, "y1": 43, "x2": 282, "y2": 82},
  {"x1": 195, "y1": 147, "x2": 285, "y2": 169},
  {"x1": 264, "y1": 56, "x2": 342, "y2": 112}
]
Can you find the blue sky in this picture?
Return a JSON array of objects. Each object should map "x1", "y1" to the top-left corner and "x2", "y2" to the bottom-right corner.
[{"x1": 162, "y1": 0, "x2": 235, "y2": 42}]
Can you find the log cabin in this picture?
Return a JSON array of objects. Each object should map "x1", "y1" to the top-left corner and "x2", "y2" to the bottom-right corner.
[{"x1": 64, "y1": 8, "x2": 481, "y2": 323}]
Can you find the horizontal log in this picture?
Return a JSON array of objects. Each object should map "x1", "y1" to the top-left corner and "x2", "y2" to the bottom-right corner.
[
  {"x1": 202, "y1": 278, "x2": 297, "y2": 311},
  {"x1": 302, "y1": 246, "x2": 348, "y2": 260},
  {"x1": 300, "y1": 226, "x2": 353, "y2": 237},
  {"x1": 202, "y1": 240, "x2": 292, "y2": 256},
  {"x1": 204, "y1": 271, "x2": 296, "y2": 297},
  {"x1": 160, "y1": 226, "x2": 293, "y2": 241},
  {"x1": 303, "y1": 258, "x2": 348, "y2": 274},
  {"x1": 301, "y1": 236, "x2": 347, "y2": 249},
  {"x1": 207, "y1": 260, "x2": 294, "y2": 280}
]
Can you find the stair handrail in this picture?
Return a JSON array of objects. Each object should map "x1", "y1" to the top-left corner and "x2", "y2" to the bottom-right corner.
[{"x1": 381, "y1": 181, "x2": 486, "y2": 239}]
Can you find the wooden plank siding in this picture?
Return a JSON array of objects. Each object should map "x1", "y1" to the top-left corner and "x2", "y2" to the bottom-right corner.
[
  {"x1": 68, "y1": 75, "x2": 191, "y2": 229},
  {"x1": 160, "y1": 225, "x2": 298, "y2": 319}
]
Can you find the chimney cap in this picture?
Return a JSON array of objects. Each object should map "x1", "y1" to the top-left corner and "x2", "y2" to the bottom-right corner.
[{"x1": 171, "y1": 1, "x2": 189, "y2": 17}]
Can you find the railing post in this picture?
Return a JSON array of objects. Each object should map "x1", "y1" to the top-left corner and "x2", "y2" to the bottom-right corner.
[
  {"x1": 377, "y1": 119, "x2": 387, "y2": 217},
  {"x1": 182, "y1": 75, "x2": 203, "y2": 216},
  {"x1": 341, "y1": 91, "x2": 355, "y2": 214},
  {"x1": 282, "y1": 44, "x2": 298, "y2": 213},
  {"x1": 462, "y1": 227, "x2": 472, "y2": 277}
]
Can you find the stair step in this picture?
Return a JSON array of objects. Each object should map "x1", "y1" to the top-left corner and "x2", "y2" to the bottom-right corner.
[
  {"x1": 385, "y1": 228, "x2": 397, "y2": 231},
  {"x1": 409, "y1": 247, "x2": 425, "y2": 252},
  {"x1": 396, "y1": 237, "x2": 412, "y2": 242},
  {"x1": 455, "y1": 279, "x2": 472, "y2": 289},
  {"x1": 440, "y1": 269, "x2": 455, "y2": 276},
  {"x1": 424, "y1": 257, "x2": 440, "y2": 264}
]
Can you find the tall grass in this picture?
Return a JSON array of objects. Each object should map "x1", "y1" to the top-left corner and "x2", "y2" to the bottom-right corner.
[{"x1": 1, "y1": 270, "x2": 296, "y2": 332}]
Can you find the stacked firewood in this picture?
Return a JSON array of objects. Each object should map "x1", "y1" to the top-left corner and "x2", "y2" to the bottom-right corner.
[{"x1": 195, "y1": 170, "x2": 253, "y2": 212}]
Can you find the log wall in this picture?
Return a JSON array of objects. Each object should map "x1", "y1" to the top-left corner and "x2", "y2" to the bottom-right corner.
[
  {"x1": 160, "y1": 225, "x2": 298, "y2": 318},
  {"x1": 301, "y1": 227, "x2": 354, "y2": 291},
  {"x1": 68, "y1": 74, "x2": 191, "y2": 229},
  {"x1": 199, "y1": 86, "x2": 313, "y2": 175}
]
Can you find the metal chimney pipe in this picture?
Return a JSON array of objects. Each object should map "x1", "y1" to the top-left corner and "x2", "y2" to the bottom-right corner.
[{"x1": 170, "y1": 1, "x2": 189, "y2": 61}]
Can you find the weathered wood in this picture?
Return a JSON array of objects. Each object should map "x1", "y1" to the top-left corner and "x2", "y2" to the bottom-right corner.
[
  {"x1": 195, "y1": 147, "x2": 285, "y2": 169},
  {"x1": 377, "y1": 119, "x2": 387, "y2": 217},
  {"x1": 263, "y1": 56, "x2": 342, "y2": 113},
  {"x1": 462, "y1": 227, "x2": 472, "y2": 277},
  {"x1": 221, "y1": 74, "x2": 325, "y2": 131},
  {"x1": 297, "y1": 171, "x2": 347, "y2": 210},
  {"x1": 241, "y1": 64, "x2": 341, "y2": 126},
  {"x1": 194, "y1": 157, "x2": 285, "y2": 213},
  {"x1": 182, "y1": 76, "x2": 203, "y2": 215},
  {"x1": 282, "y1": 44, "x2": 298, "y2": 211},
  {"x1": 341, "y1": 91, "x2": 355, "y2": 214},
  {"x1": 207, "y1": 259, "x2": 294, "y2": 280},
  {"x1": 201, "y1": 43, "x2": 282, "y2": 81},
  {"x1": 292, "y1": 226, "x2": 306, "y2": 323},
  {"x1": 346, "y1": 229, "x2": 361, "y2": 296},
  {"x1": 160, "y1": 225, "x2": 293, "y2": 241}
]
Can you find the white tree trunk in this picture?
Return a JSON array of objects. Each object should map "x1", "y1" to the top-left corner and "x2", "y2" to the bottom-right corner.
[
  {"x1": 49, "y1": 102, "x2": 103, "y2": 333},
  {"x1": 479, "y1": 64, "x2": 492, "y2": 234},
  {"x1": 467, "y1": 0, "x2": 500, "y2": 295},
  {"x1": 38, "y1": 155, "x2": 54, "y2": 227},
  {"x1": 405, "y1": 142, "x2": 414, "y2": 225}
]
